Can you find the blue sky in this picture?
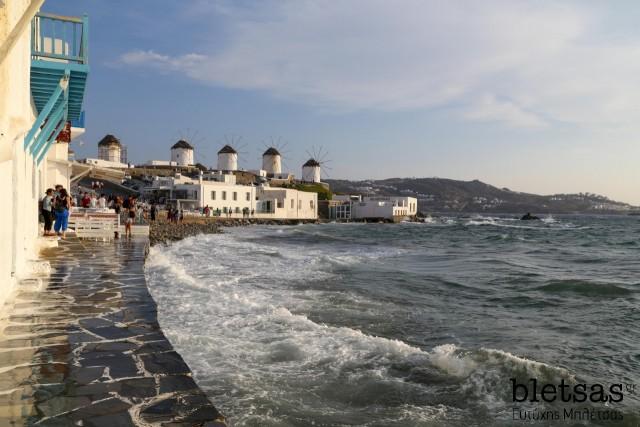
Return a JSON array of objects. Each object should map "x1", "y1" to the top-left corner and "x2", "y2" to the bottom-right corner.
[{"x1": 44, "y1": 0, "x2": 640, "y2": 204}]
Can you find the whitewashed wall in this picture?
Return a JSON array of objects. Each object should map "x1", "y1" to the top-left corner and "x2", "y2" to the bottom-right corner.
[
  {"x1": 171, "y1": 148, "x2": 193, "y2": 166},
  {"x1": 0, "y1": 0, "x2": 44, "y2": 307},
  {"x1": 255, "y1": 188, "x2": 318, "y2": 220},
  {"x1": 45, "y1": 142, "x2": 71, "y2": 190},
  {"x1": 187, "y1": 181, "x2": 256, "y2": 215}
]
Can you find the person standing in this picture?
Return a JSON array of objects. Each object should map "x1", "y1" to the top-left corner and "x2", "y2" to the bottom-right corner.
[
  {"x1": 81, "y1": 192, "x2": 91, "y2": 208},
  {"x1": 150, "y1": 203, "x2": 157, "y2": 221},
  {"x1": 98, "y1": 193, "x2": 107, "y2": 209},
  {"x1": 136, "y1": 203, "x2": 144, "y2": 224},
  {"x1": 125, "y1": 205, "x2": 136, "y2": 238},
  {"x1": 53, "y1": 188, "x2": 71, "y2": 238},
  {"x1": 41, "y1": 188, "x2": 54, "y2": 236}
]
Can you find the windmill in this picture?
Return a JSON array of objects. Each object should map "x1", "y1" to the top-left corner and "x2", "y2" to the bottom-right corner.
[
  {"x1": 302, "y1": 145, "x2": 332, "y2": 183},
  {"x1": 216, "y1": 134, "x2": 249, "y2": 171},
  {"x1": 173, "y1": 128, "x2": 207, "y2": 167},
  {"x1": 260, "y1": 136, "x2": 292, "y2": 176}
]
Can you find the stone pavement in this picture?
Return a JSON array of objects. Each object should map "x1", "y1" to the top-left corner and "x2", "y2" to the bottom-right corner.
[{"x1": 0, "y1": 236, "x2": 226, "y2": 426}]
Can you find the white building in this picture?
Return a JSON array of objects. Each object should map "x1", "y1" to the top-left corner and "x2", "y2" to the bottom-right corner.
[
  {"x1": 141, "y1": 160, "x2": 178, "y2": 166},
  {"x1": 351, "y1": 196, "x2": 418, "y2": 221},
  {"x1": 82, "y1": 158, "x2": 130, "y2": 168},
  {"x1": 302, "y1": 158, "x2": 321, "y2": 183},
  {"x1": 0, "y1": 1, "x2": 87, "y2": 307},
  {"x1": 145, "y1": 172, "x2": 317, "y2": 220},
  {"x1": 217, "y1": 145, "x2": 238, "y2": 171},
  {"x1": 171, "y1": 139, "x2": 194, "y2": 166},
  {"x1": 262, "y1": 147, "x2": 282, "y2": 175},
  {"x1": 255, "y1": 187, "x2": 317, "y2": 220}
]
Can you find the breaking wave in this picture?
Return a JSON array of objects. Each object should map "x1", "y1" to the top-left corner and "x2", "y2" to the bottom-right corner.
[{"x1": 145, "y1": 220, "x2": 640, "y2": 426}]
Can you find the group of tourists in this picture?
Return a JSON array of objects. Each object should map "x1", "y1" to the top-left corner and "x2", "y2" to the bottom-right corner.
[
  {"x1": 201, "y1": 205, "x2": 254, "y2": 218},
  {"x1": 40, "y1": 180, "x2": 155, "y2": 239},
  {"x1": 80, "y1": 192, "x2": 108, "y2": 209},
  {"x1": 166, "y1": 206, "x2": 183, "y2": 223},
  {"x1": 40, "y1": 185, "x2": 72, "y2": 238},
  {"x1": 90, "y1": 181, "x2": 105, "y2": 191}
]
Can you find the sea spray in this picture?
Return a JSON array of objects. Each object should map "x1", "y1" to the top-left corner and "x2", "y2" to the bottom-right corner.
[{"x1": 146, "y1": 218, "x2": 640, "y2": 426}]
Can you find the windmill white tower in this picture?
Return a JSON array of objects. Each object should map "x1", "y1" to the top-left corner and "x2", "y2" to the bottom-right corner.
[
  {"x1": 217, "y1": 145, "x2": 238, "y2": 171},
  {"x1": 170, "y1": 139, "x2": 194, "y2": 166},
  {"x1": 97, "y1": 134, "x2": 122, "y2": 163},
  {"x1": 302, "y1": 158, "x2": 321, "y2": 182},
  {"x1": 262, "y1": 147, "x2": 282, "y2": 175},
  {"x1": 301, "y1": 146, "x2": 331, "y2": 183}
]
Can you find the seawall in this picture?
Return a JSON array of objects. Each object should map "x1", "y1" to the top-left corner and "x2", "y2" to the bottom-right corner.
[
  {"x1": 149, "y1": 218, "x2": 318, "y2": 246},
  {"x1": 0, "y1": 236, "x2": 227, "y2": 426}
]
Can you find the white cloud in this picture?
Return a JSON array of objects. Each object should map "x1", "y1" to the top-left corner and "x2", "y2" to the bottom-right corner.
[
  {"x1": 118, "y1": 0, "x2": 640, "y2": 130},
  {"x1": 120, "y1": 50, "x2": 206, "y2": 70},
  {"x1": 463, "y1": 94, "x2": 547, "y2": 129}
]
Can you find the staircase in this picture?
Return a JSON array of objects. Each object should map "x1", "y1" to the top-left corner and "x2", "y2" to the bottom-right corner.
[{"x1": 24, "y1": 12, "x2": 89, "y2": 164}]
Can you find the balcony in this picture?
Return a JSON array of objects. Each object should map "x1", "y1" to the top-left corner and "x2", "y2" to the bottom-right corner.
[
  {"x1": 25, "y1": 12, "x2": 89, "y2": 164},
  {"x1": 31, "y1": 12, "x2": 88, "y2": 122}
]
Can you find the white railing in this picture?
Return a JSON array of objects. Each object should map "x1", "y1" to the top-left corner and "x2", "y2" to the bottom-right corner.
[{"x1": 69, "y1": 209, "x2": 119, "y2": 239}]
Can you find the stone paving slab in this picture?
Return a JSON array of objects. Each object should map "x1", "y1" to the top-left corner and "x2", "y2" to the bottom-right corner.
[{"x1": 0, "y1": 236, "x2": 226, "y2": 426}]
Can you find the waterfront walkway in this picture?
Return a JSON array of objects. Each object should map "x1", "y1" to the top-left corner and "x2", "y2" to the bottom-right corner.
[{"x1": 0, "y1": 236, "x2": 226, "y2": 426}]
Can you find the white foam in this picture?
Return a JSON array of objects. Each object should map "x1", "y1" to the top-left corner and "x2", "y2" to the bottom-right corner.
[
  {"x1": 145, "y1": 225, "x2": 572, "y2": 423},
  {"x1": 429, "y1": 344, "x2": 477, "y2": 377}
]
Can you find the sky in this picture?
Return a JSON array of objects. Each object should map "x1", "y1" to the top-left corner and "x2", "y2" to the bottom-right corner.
[{"x1": 44, "y1": 0, "x2": 640, "y2": 204}]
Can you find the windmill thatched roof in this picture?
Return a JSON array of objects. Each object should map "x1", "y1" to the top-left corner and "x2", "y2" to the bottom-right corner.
[
  {"x1": 218, "y1": 144, "x2": 237, "y2": 154},
  {"x1": 98, "y1": 134, "x2": 121, "y2": 147},
  {"x1": 303, "y1": 158, "x2": 320, "y2": 167},
  {"x1": 263, "y1": 147, "x2": 280, "y2": 156},
  {"x1": 172, "y1": 139, "x2": 194, "y2": 150}
]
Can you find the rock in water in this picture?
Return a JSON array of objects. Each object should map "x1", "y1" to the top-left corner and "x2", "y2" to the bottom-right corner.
[{"x1": 520, "y1": 213, "x2": 540, "y2": 220}]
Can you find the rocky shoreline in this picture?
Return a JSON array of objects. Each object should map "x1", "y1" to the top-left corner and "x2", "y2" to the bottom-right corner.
[{"x1": 149, "y1": 218, "x2": 319, "y2": 246}]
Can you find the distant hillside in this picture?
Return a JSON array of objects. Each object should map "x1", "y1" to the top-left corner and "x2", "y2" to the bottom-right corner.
[{"x1": 325, "y1": 178, "x2": 636, "y2": 214}]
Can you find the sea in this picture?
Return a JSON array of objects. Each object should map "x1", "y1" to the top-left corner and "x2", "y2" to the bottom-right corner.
[{"x1": 145, "y1": 215, "x2": 640, "y2": 426}]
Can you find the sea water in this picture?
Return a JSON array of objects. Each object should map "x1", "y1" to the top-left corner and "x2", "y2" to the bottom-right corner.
[{"x1": 145, "y1": 216, "x2": 640, "y2": 426}]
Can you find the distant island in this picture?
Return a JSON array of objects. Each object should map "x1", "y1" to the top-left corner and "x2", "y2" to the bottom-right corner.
[{"x1": 325, "y1": 178, "x2": 638, "y2": 214}]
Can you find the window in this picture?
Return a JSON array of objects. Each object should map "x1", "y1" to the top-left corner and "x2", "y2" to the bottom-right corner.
[
  {"x1": 246, "y1": 192, "x2": 250, "y2": 201},
  {"x1": 277, "y1": 199, "x2": 283, "y2": 208},
  {"x1": 222, "y1": 191, "x2": 227, "y2": 200},
  {"x1": 233, "y1": 192, "x2": 237, "y2": 201},
  {"x1": 298, "y1": 200, "x2": 302, "y2": 209},
  {"x1": 291, "y1": 199, "x2": 294, "y2": 209},
  {"x1": 211, "y1": 191, "x2": 216, "y2": 200},
  {"x1": 310, "y1": 200, "x2": 314, "y2": 209},
  {"x1": 235, "y1": 207, "x2": 240, "y2": 213}
]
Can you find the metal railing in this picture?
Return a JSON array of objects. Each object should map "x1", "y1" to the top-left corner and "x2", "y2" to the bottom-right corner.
[{"x1": 31, "y1": 12, "x2": 88, "y2": 64}]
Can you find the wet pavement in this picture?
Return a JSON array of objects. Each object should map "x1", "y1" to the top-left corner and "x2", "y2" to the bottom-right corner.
[{"x1": 0, "y1": 236, "x2": 226, "y2": 426}]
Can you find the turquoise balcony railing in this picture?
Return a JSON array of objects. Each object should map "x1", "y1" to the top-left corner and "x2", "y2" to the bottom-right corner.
[
  {"x1": 25, "y1": 12, "x2": 89, "y2": 164},
  {"x1": 31, "y1": 12, "x2": 88, "y2": 64}
]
